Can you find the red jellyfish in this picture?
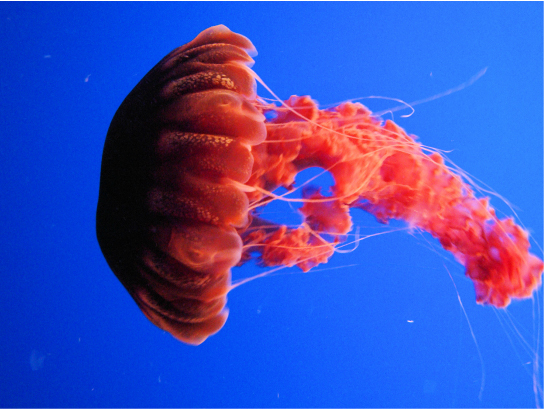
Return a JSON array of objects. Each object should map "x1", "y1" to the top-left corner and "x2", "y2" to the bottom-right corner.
[{"x1": 96, "y1": 25, "x2": 544, "y2": 345}]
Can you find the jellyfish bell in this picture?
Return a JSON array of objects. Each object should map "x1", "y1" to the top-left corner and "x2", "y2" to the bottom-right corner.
[
  {"x1": 96, "y1": 25, "x2": 264, "y2": 345},
  {"x1": 96, "y1": 25, "x2": 543, "y2": 345}
]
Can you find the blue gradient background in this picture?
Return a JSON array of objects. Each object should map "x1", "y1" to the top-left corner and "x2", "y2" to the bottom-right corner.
[{"x1": 1, "y1": 2, "x2": 542, "y2": 408}]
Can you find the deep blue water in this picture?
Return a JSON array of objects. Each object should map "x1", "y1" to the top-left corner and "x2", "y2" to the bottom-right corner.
[{"x1": 1, "y1": 2, "x2": 542, "y2": 408}]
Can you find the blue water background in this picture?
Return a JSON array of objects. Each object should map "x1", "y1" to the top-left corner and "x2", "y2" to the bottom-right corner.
[{"x1": 1, "y1": 2, "x2": 542, "y2": 407}]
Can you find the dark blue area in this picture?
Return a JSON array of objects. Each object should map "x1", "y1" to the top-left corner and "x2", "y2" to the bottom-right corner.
[{"x1": 0, "y1": 2, "x2": 542, "y2": 407}]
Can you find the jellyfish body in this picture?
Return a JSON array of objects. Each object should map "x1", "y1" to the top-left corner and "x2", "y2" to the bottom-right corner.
[
  {"x1": 97, "y1": 25, "x2": 543, "y2": 345},
  {"x1": 96, "y1": 26, "x2": 264, "y2": 344}
]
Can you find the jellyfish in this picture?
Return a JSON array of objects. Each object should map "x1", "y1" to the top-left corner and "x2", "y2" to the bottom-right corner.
[{"x1": 96, "y1": 25, "x2": 543, "y2": 345}]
